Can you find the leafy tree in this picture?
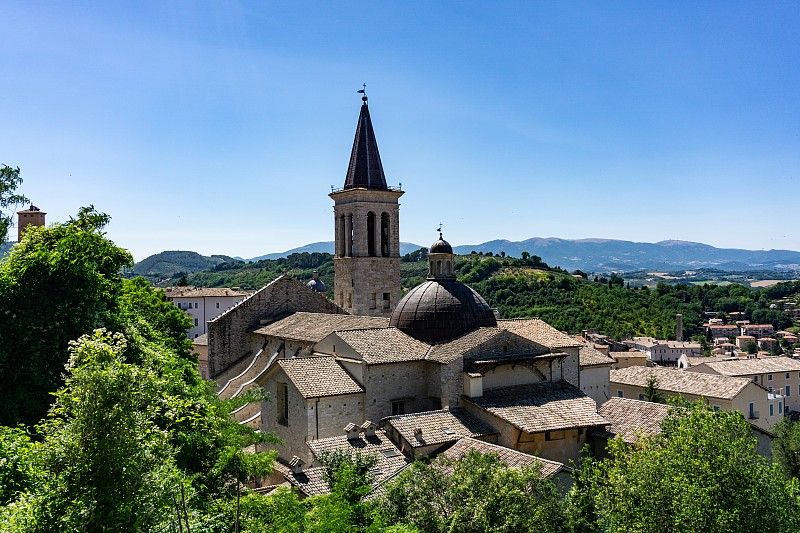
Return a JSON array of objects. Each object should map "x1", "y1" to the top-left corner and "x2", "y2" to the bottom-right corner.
[
  {"x1": 643, "y1": 375, "x2": 665, "y2": 403},
  {"x1": 0, "y1": 427, "x2": 38, "y2": 507},
  {"x1": 177, "y1": 274, "x2": 188, "y2": 286},
  {"x1": 746, "y1": 340, "x2": 758, "y2": 354},
  {"x1": 574, "y1": 401, "x2": 800, "y2": 532},
  {"x1": 379, "y1": 449, "x2": 567, "y2": 533},
  {"x1": 773, "y1": 417, "x2": 800, "y2": 480},
  {"x1": 0, "y1": 165, "x2": 28, "y2": 245}
]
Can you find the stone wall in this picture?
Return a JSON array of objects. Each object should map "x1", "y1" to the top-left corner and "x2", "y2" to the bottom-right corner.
[
  {"x1": 333, "y1": 257, "x2": 401, "y2": 318},
  {"x1": 207, "y1": 275, "x2": 345, "y2": 378},
  {"x1": 364, "y1": 361, "x2": 434, "y2": 421}
]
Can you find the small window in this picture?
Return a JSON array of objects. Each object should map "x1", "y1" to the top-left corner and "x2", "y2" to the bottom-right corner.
[
  {"x1": 712, "y1": 405, "x2": 721, "y2": 412},
  {"x1": 752, "y1": 376, "x2": 758, "y2": 382},
  {"x1": 194, "y1": 319, "x2": 198, "y2": 326},
  {"x1": 787, "y1": 385, "x2": 791, "y2": 397},
  {"x1": 788, "y1": 373, "x2": 791, "y2": 379},
  {"x1": 277, "y1": 383, "x2": 289, "y2": 425},
  {"x1": 194, "y1": 302, "x2": 198, "y2": 309},
  {"x1": 617, "y1": 390, "x2": 624, "y2": 398},
  {"x1": 216, "y1": 302, "x2": 220, "y2": 309},
  {"x1": 545, "y1": 430, "x2": 565, "y2": 441},
  {"x1": 383, "y1": 293, "x2": 391, "y2": 309},
  {"x1": 749, "y1": 402, "x2": 756, "y2": 419},
  {"x1": 768, "y1": 374, "x2": 774, "y2": 381},
  {"x1": 392, "y1": 401, "x2": 406, "y2": 416},
  {"x1": 770, "y1": 404, "x2": 774, "y2": 417},
  {"x1": 638, "y1": 393, "x2": 645, "y2": 400},
  {"x1": 779, "y1": 401, "x2": 783, "y2": 413},
  {"x1": 442, "y1": 427, "x2": 455, "y2": 435},
  {"x1": 380, "y1": 449, "x2": 400, "y2": 458}
]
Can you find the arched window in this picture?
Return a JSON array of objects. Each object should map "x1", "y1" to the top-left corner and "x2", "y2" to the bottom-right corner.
[
  {"x1": 429, "y1": 262, "x2": 434, "y2": 275},
  {"x1": 437, "y1": 260, "x2": 442, "y2": 274},
  {"x1": 338, "y1": 214, "x2": 345, "y2": 256},
  {"x1": 381, "y1": 213, "x2": 390, "y2": 257},
  {"x1": 346, "y1": 214, "x2": 354, "y2": 256},
  {"x1": 446, "y1": 260, "x2": 451, "y2": 274},
  {"x1": 367, "y1": 212, "x2": 376, "y2": 257}
]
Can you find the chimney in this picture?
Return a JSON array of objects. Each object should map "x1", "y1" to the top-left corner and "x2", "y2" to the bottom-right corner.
[
  {"x1": 344, "y1": 423, "x2": 361, "y2": 440},
  {"x1": 676, "y1": 314, "x2": 683, "y2": 342},
  {"x1": 413, "y1": 427, "x2": 422, "y2": 437},
  {"x1": 289, "y1": 455, "x2": 304, "y2": 474},
  {"x1": 360, "y1": 420, "x2": 377, "y2": 438},
  {"x1": 312, "y1": 270, "x2": 320, "y2": 280}
]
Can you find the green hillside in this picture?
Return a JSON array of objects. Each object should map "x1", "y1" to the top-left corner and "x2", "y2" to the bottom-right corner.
[
  {"x1": 133, "y1": 250, "x2": 235, "y2": 278},
  {"x1": 173, "y1": 249, "x2": 800, "y2": 343}
]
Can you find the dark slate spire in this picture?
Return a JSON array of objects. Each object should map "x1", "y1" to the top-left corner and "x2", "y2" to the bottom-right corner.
[{"x1": 344, "y1": 100, "x2": 388, "y2": 190}]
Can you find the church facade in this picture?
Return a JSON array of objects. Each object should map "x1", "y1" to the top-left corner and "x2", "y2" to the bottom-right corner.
[{"x1": 207, "y1": 98, "x2": 607, "y2": 475}]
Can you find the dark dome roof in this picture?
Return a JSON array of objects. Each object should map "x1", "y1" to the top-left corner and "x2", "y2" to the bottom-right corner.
[
  {"x1": 389, "y1": 280, "x2": 497, "y2": 342},
  {"x1": 307, "y1": 279, "x2": 327, "y2": 292},
  {"x1": 429, "y1": 236, "x2": 453, "y2": 254}
]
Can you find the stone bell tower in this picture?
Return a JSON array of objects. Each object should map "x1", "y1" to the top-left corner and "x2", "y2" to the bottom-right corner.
[{"x1": 330, "y1": 96, "x2": 403, "y2": 317}]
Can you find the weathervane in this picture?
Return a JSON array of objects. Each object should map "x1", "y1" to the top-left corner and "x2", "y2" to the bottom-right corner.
[
  {"x1": 357, "y1": 83, "x2": 367, "y2": 104},
  {"x1": 437, "y1": 223, "x2": 443, "y2": 239}
]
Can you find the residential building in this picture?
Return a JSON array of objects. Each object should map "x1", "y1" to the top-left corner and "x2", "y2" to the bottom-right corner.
[
  {"x1": 623, "y1": 337, "x2": 702, "y2": 365},
  {"x1": 708, "y1": 325, "x2": 739, "y2": 340},
  {"x1": 578, "y1": 342, "x2": 614, "y2": 406},
  {"x1": 741, "y1": 324, "x2": 775, "y2": 338},
  {"x1": 610, "y1": 366, "x2": 782, "y2": 431},
  {"x1": 164, "y1": 286, "x2": 251, "y2": 338},
  {"x1": 685, "y1": 356, "x2": 800, "y2": 413},
  {"x1": 736, "y1": 335, "x2": 756, "y2": 351},
  {"x1": 608, "y1": 350, "x2": 648, "y2": 369}
]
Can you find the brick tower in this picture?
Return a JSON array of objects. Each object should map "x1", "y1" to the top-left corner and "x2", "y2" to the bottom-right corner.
[
  {"x1": 17, "y1": 205, "x2": 46, "y2": 242},
  {"x1": 330, "y1": 97, "x2": 403, "y2": 317}
]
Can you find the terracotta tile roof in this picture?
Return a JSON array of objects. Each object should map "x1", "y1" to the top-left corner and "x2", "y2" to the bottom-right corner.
[
  {"x1": 497, "y1": 319, "x2": 583, "y2": 349},
  {"x1": 464, "y1": 381, "x2": 607, "y2": 433},
  {"x1": 427, "y1": 328, "x2": 505, "y2": 364},
  {"x1": 682, "y1": 355, "x2": 731, "y2": 366},
  {"x1": 254, "y1": 312, "x2": 389, "y2": 343},
  {"x1": 163, "y1": 287, "x2": 252, "y2": 298},
  {"x1": 611, "y1": 366, "x2": 752, "y2": 400},
  {"x1": 334, "y1": 327, "x2": 430, "y2": 364},
  {"x1": 278, "y1": 356, "x2": 364, "y2": 398},
  {"x1": 694, "y1": 356, "x2": 800, "y2": 377},
  {"x1": 609, "y1": 350, "x2": 647, "y2": 358},
  {"x1": 284, "y1": 466, "x2": 329, "y2": 496},
  {"x1": 579, "y1": 344, "x2": 615, "y2": 367},
  {"x1": 442, "y1": 437, "x2": 565, "y2": 478},
  {"x1": 593, "y1": 397, "x2": 671, "y2": 443},
  {"x1": 299, "y1": 430, "x2": 410, "y2": 496},
  {"x1": 386, "y1": 408, "x2": 498, "y2": 448}
]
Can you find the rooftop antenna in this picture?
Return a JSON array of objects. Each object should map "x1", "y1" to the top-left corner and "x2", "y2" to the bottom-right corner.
[{"x1": 357, "y1": 83, "x2": 367, "y2": 104}]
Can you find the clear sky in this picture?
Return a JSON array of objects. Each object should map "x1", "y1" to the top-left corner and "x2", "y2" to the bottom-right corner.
[{"x1": 2, "y1": 1, "x2": 798, "y2": 261}]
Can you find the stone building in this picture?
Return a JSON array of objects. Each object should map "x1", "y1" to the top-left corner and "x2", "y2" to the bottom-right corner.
[
  {"x1": 17, "y1": 204, "x2": 45, "y2": 241},
  {"x1": 207, "y1": 99, "x2": 609, "y2": 473}
]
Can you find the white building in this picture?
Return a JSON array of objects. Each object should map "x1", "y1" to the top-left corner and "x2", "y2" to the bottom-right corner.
[
  {"x1": 163, "y1": 286, "x2": 251, "y2": 338},
  {"x1": 623, "y1": 337, "x2": 702, "y2": 366}
]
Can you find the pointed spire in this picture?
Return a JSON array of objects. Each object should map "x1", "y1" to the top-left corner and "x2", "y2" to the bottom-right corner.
[{"x1": 344, "y1": 100, "x2": 388, "y2": 190}]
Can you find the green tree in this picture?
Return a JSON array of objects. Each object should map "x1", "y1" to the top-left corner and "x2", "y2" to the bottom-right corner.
[
  {"x1": 643, "y1": 375, "x2": 665, "y2": 403},
  {"x1": 0, "y1": 165, "x2": 28, "y2": 245},
  {"x1": 746, "y1": 340, "x2": 758, "y2": 354},
  {"x1": 575, "y1": 401, "x2": 800, "y2": 532},
  {"x1": 379, "y1": 449, "x2": 567, "y2": 533},
  {"x1": 773, "y1": 417, "x2": 800, "y2": 480}
]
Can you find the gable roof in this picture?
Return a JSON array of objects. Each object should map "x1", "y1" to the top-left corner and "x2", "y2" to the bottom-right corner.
[
  {"x1": 385, "y1": 408, "x2": 498, "y2": 448},
  {"x1": 593, "y1": 397, "x2": 672, "y2": 443},
  {"x1": 693, "y1": 356, "x2": 800, "y2": 377},
  {"x1": 426, "y1": 327, "x2": 507, "y2": 364},
  {"x1": 333, "y1": 327, "x2": 430, "y2": 364},
  {"x1": 254, "y1": 312, "x2": 389, "y2": 344},
  {"x1": 464, "y1": 381, "x2": 607, "y2": 433},
  {"x1": 498, "y1": 319, "x2": 582, "y2": 349},
  {"x1": 442, "y1": 437, "x2": 565, "y2": 478},
  {"x1": 278, "y1": 356, "x2": 364, "y2": 398},
  {"x1": 610, "y1": 366, "x2": 753, "y2": 400},
  {"x1": 579, "y1": 344, "x2": 615, "y2": 367}
]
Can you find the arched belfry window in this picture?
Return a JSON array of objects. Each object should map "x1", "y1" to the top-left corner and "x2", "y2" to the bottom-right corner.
[
  {"x1": 346, "y1": 213, "x2": 354, "y2": 257},
  {"x1": 381, "y1": 213, "x2": 390, "y2": 257},
  {"x1": 338, "y1": 214, "x2": 345, "y2": 256},
  {"x1": 367, "y1": 212, "x2": 376, "y2": 257},
  {"x1": 437, "y1": 260, "x2": 442, "y2": 274},
  {"x1": 446, "y1": 260, "x2": 451, "y2": 274},
  {"x1": 429, "y1": 262, "x2": 434, "y2": 275}
]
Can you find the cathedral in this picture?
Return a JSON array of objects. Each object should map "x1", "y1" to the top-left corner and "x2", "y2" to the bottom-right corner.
[{"x1": 206, "y1": 97, "x2": 608, "y2": 492}]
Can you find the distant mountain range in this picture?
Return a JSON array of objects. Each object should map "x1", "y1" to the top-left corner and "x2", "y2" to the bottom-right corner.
[
  {"x1": 115, "y1": 238, "x2": 800, "y2": 276},
  {"x1": 242, "y1": 238, "x2": 800, "y2": 273}
]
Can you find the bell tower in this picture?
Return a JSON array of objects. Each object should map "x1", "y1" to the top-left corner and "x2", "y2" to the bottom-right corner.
[{"x1": 330, "y1": 96, "x2": 403, "y2": 317}]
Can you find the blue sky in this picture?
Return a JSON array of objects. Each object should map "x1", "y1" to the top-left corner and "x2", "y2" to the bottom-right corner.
[{"x1": 2, "y1": 1, "x2": 798, "y2": 261}]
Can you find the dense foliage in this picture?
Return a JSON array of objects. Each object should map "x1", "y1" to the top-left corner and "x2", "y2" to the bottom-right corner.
[
  {"x1": 0, "y1": 165, "x2": 28, "y2": 245},
  {"x1": 133, "y1": 250, "x2": 235, "y2": 277},
  {"x1": 569, "y1": 401, "x2": 800, "y2": 533}
]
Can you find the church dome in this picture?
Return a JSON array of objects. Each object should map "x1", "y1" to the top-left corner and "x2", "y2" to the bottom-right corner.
[
  {"x1": 307, "y1": 279, "x2": 327, "y2": 292},
  {"x1": 389, "y1": 279, "x2": 497, "y2": 342},
  {"x1": 429, "y1": 235, "x2": 453, "y2": 254}
]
